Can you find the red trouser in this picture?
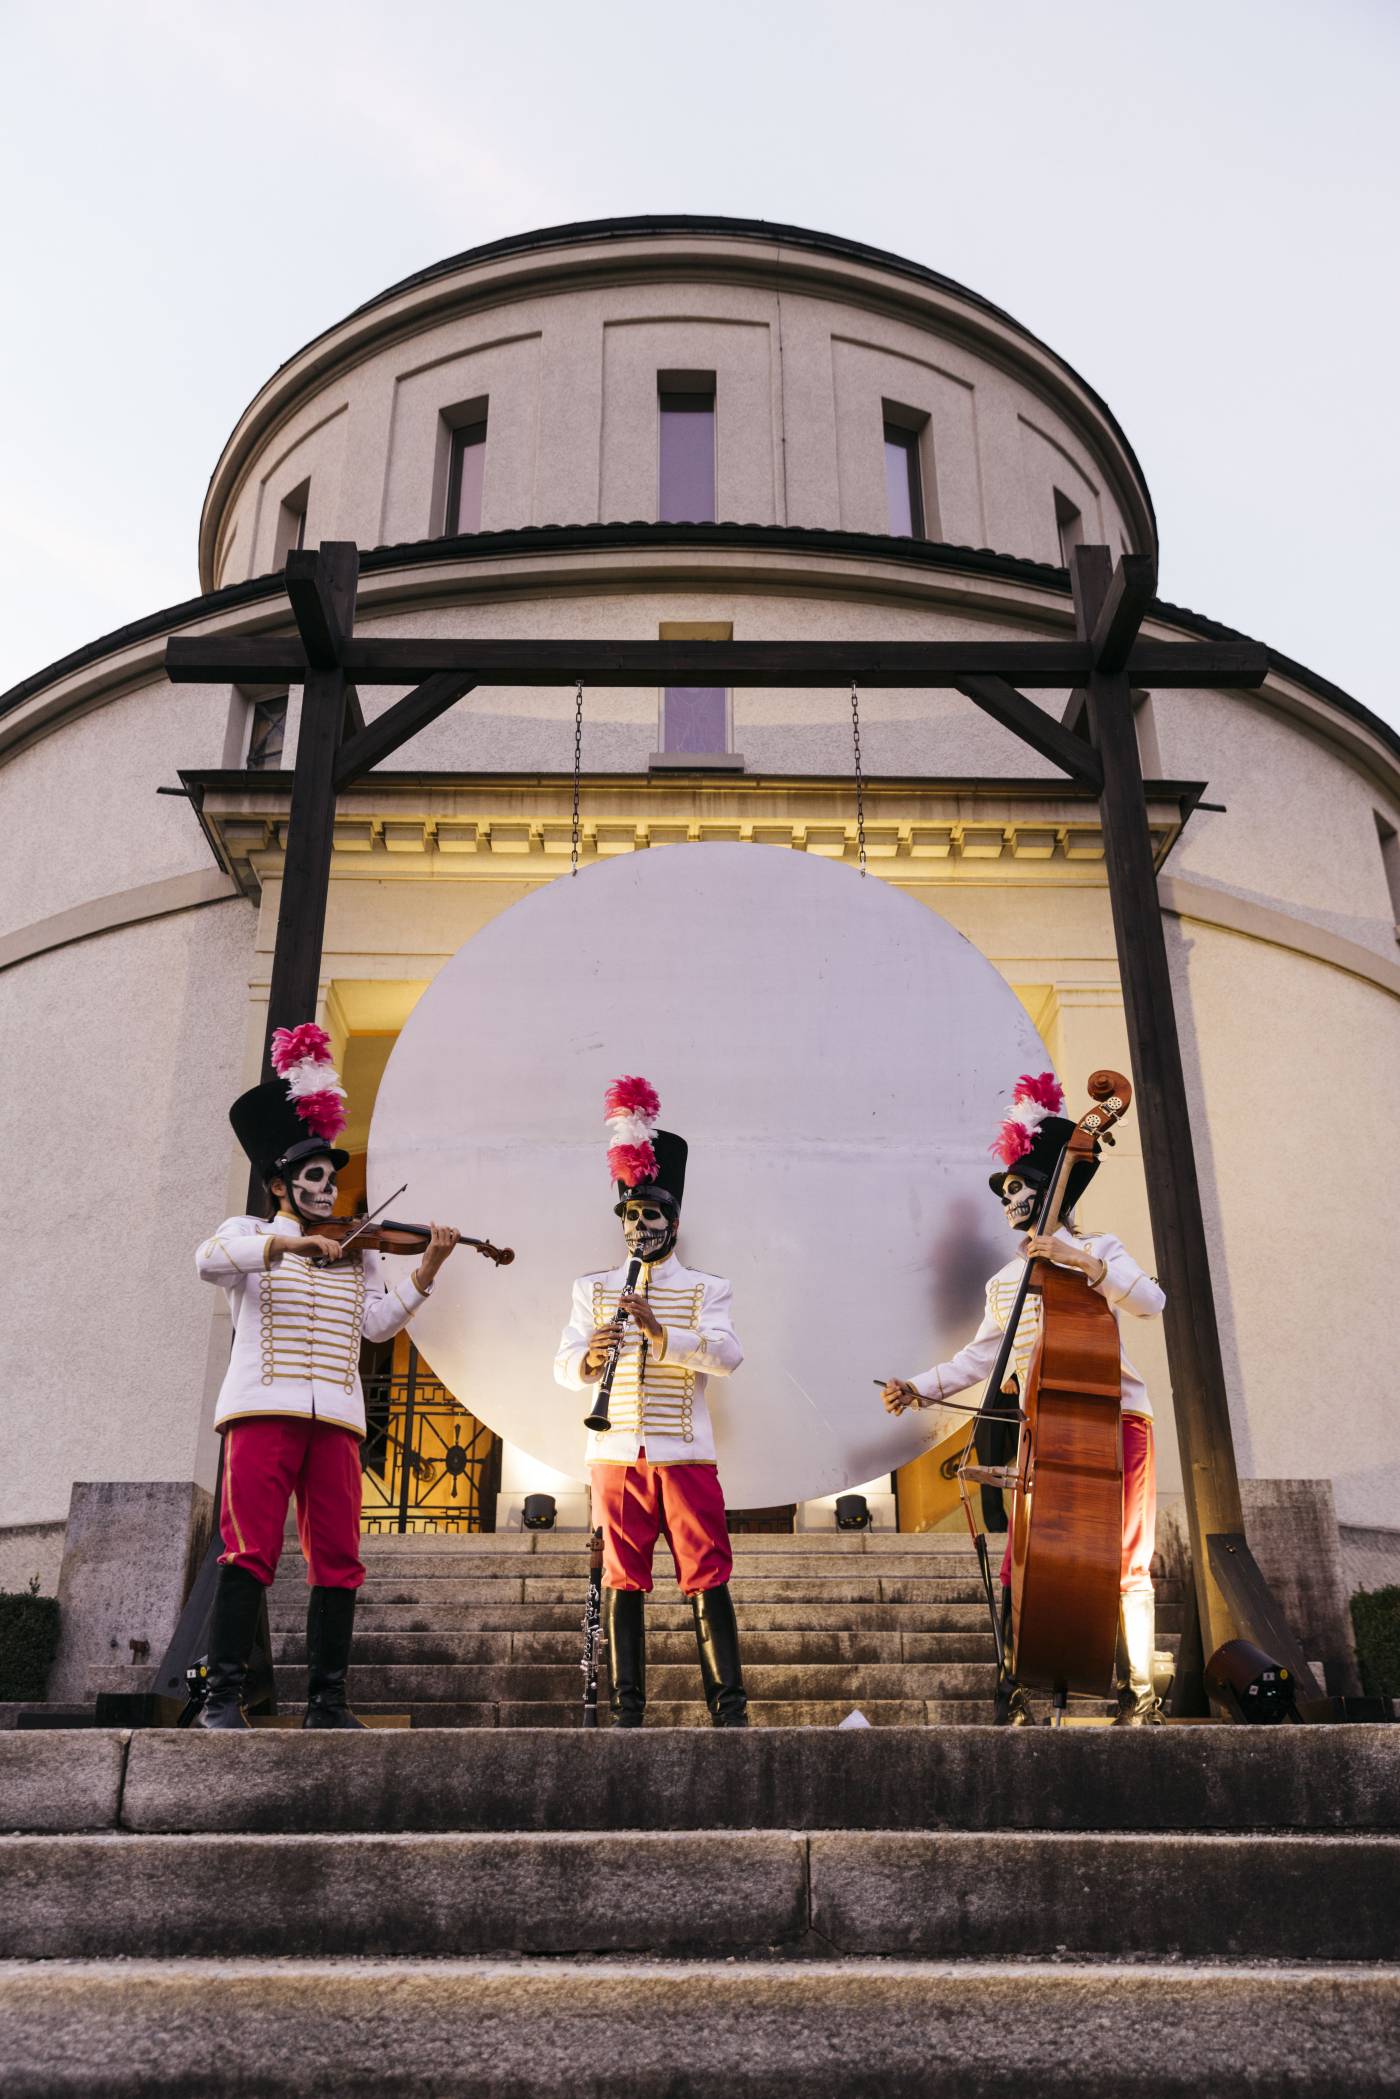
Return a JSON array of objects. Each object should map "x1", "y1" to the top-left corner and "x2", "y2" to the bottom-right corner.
[
  {"x1": 1000, "y1": 1413, "x2": 1155, "y2": 1600},
  {"x1": 219, "y1": 1415, "x2": 365, "y2": 1590},
  {"x1": 589, "y1": 1453, "x2": 732, "y2": 1594}
]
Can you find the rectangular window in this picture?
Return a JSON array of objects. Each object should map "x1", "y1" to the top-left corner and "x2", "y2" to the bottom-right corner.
[
  {"x1": 246, "y1": 695, "x2": 287, "y2": 771},
  {"x1": 274, "y1": 481, "x2": 309, "y2": 568},
  {"x1": 883, "y1": 423, "x2": 924, "y2": 538},
  {"x1": 1055, "y1": 488, "x2": 1084, "y2": 568},
  {"x1": 446, "y1": 419, "x2": 487, "y2": 535},
  {"x1": 659, "y1": 371, "x2": 716, "y2": 523},
  {"x1": 662, "y1": 687, "x2": 728, "y2": 753}
]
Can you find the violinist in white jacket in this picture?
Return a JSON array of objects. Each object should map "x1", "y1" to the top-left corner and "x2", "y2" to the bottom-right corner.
[
  {"x1": 882, "y1": 1072, "x2": 1166, "y2": 1724},
  {"x1": 194, "y1": 1024, "x2": 458, "y2": 1730}
]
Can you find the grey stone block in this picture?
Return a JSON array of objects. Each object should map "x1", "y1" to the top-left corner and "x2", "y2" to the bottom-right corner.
[
  {"x1": 0, "y1": 1731, "x2": 126, "y2": 1832},
  {"x1": 1339, "y1": 1522, "x2": 1400, "y2": 1602},
  {"x1": 118, "y1": 1724, "x2": 1400, "y2": 1838},
  {"x1": 0, "y1": 1830, "x2": 807, "y2": 1958},
  {"x1": 2, "y1": 1958, "x2": 1398, "y2": 2097},
  {"x1": 808, "y1": 1830, "x2": 1400, "y2": 1959},
  {"x1": 47, "y1": 1482, "x2": 213, "y2": 1703}
]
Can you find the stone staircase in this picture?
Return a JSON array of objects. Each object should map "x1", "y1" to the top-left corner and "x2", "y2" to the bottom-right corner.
[
  {"x1": 269, "y1": 1528, "x2": 1005, "y2": 1728},
  {"x1": 1, "y1": 1725, "x2": 1396, "y2": 2092}
]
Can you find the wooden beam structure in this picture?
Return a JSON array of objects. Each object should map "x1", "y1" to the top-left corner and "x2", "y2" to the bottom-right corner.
[
  {"x1": 166, "y1": 633, "x2": 1267, "y2": 692},
  {"x1": 166, "y1": 539, "x2": 1282, "y2": 1695}
]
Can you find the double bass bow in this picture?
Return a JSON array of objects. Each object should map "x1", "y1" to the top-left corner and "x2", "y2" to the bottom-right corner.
[{"x1": 960, "y1": 1069, "x2": 1134, "y2": 1721}]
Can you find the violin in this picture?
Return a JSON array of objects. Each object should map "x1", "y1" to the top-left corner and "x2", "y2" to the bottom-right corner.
[
  {"x1": 961, "y1": 1069, "x2": 1134, "y2": 1720},
  {"x1": 312, "y1": 1216, "x2": 515, "y2": 1266}
]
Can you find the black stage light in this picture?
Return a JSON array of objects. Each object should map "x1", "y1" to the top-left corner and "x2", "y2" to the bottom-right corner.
[
  {"x1": 522, "y1": 1493, "x2": 557, "y2": 1531},
  {"x1": 835, "y1": 1494, "x2": 871, "y2": 1530},
  {"x1": 1205, "y1": 1637, "x2": 1298, "y2": 1723}
]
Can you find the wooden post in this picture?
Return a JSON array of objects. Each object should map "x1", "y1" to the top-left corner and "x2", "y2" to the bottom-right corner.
[
  {"x1": 240, "y1": 542, "x2": 359, "y2": 1211},
  {"x1": 258, "y1": 543, "x2": 360, "y2": 1078},
  {"x1": 1071, "y1": 545, "x2": 1245, "y2": 1665}
]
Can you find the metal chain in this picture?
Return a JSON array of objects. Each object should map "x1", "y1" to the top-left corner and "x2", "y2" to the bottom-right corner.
[
  {"x1": 850, "y1": 681, "x2": 867, "y2": 876},
  {"x1": 571, "y1": 680, "x2": 583, "y2": 876}
]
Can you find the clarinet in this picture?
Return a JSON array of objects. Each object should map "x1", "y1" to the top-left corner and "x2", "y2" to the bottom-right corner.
[
  {"x1": 583, "y1": 1256, "x2": 642, "y2": 1431},
  {"x1": 581, "y1": 1526, "x2": 605, "y2": 1727}
]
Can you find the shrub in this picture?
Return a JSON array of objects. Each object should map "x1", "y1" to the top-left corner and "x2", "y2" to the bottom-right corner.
[
  {"x1": 1350, "y1": 1585, "x2": 1400, "y2": 1700},
  {"x1": 0, "y1": 1580, "x2": 62, "y2": 1701}
]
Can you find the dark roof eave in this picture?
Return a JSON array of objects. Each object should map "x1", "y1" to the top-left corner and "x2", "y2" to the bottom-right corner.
[{"x1": 3, "y1": 521, "x2": 1394, "y2": 769}]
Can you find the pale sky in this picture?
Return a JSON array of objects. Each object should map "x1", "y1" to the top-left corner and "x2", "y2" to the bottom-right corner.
[{"x1": 2, "y1": 0, "x2": 1396, "y2": 731}]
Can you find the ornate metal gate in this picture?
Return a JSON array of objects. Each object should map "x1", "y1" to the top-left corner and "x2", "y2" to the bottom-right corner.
[{"x1": 360, "y1": 1340, "x2": 502, "y2": 1534}]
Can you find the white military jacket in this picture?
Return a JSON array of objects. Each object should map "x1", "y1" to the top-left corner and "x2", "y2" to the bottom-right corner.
[
  {"x1": 197, "y1": 1213, "x2": 432, "y2": 1437},
  {"x1": 554, "y1": 1253, "x2": 743, "y2": 1467},
  {"x1": 910, "y1": 1226, "x2": 1165, "y2": 1439}
]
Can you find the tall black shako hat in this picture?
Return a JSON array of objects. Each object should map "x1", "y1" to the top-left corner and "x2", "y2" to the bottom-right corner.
[
  {"x1": 603, "y1": 1075, "x2": 687, "y2": 1216},
  {"x1": 229, "y1": 1023, "x2": 350, "y2": 1183},
  {"x1": 988, "y1": 1071, "x2": 1099, "y2": 1211}
]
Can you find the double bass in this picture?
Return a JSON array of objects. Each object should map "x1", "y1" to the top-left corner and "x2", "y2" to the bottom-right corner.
[{"x1": 961, "y1": 1069, "x2": 1134, "y2": 1721}]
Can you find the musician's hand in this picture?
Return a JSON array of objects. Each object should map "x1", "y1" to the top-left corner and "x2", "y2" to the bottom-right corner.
[
  {"x1": 619, "y1": 1292, "x2": 663, "y2": 1342},
  {"x1": 1025, "y1": 1231, "x2": 1088, "y2": 1270},
  {"x1": 882, "y1": 1379, "x2": 922, "y2": 1415},
  {"x1": 275, "y1": 1234, "x2": 343, "y2": 1263},
  {"x1": 414, "y1": 1224, "x2": 460, "y2": 1289},
  {"x1": 582, "y1": 1320, "x2": 625, "y2": 1377}
]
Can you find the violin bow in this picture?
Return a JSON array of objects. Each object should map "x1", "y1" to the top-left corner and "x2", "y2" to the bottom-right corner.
[{"x1": 321, "y1": 1183, "x2": 408, "y2": 1262}]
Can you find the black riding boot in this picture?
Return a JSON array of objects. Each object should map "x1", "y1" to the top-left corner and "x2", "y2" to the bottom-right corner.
[
  {"x1": 604, "y1": 1586, "x2": 646, "y2": 1727},
  {"x1": 192, "y1": 1564, "x2": 265, "y2": 1730},
  {"x1": 302, "y1": 1585, "x2": 367, "y2": 1729},
  {"x1": 691, "y1": 1583, "x2": 748, "y2": 1728}
]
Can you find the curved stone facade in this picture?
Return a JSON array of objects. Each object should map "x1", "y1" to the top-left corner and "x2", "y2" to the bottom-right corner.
[{"x1": 2, "y1": 218, "x2": 1397, "y2": 1558}]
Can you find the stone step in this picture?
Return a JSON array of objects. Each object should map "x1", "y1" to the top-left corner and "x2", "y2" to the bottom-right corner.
[
  {"x1": 13, "y1": 1727, "x2": 1397, "y2": 1839},
  {"x1": 342, "y1": 1551, "x2": 982, "y2": 1582},
  {"x1": 271, "y1": 1630, "x2": 998, "y2": 1667},
  {"x1": 353, "y1": 1532, "x2": 981, "y2": 1557},
  {"x1": 3, "y1": 1827, "x2": 1397, "y2": 1962},
  {"x1": 323, "y1": 1700, "x2": 984, "y2": 1730},
  {"x1": 280, "y1": 1577, "x2": 989, "y2": 1605},
  {"x1": 269, "y1": 1661, "x2": 997, "y2": 1703},
  {"x1": 4, "y1": 1956, "x2": 1396, "y2": 2098},
  {"x1": 267, "y1": 1601, "x2": 994, "y2": 1634}
]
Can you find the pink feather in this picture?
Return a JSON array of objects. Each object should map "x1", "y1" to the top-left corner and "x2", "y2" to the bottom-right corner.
[
  {"x1": 295, "y1": 1090, "x2": 348, "y2": 1143},
  {"x1": 991, "y1": 1121, "x2": 1034, "y2": 1168},
  {"x1": 271, "y1": 1022, "x2": 334, "y2": 1076},
  {"x1": 608, "y1": 1141, "x2": 657, "y2": 1188},
  {"x1": 605, "y1": 1075, "x2": 660, "y2": 1122},
  {"x1": 1014, "y1": 1071, "x2": 1063, "y2": 1114}
]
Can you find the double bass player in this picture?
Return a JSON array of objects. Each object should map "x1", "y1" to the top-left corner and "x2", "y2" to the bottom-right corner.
[{"x1": 882, "y1": 1071, "x2": 1167, "y2": 1725}]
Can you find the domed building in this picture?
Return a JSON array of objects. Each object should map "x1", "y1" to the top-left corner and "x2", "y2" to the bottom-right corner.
[{"x1": 3, "y1": 217, "x2": 1397, "y2": 1685}]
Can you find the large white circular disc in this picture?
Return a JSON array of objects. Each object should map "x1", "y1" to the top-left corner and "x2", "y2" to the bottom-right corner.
[{"x1": 368, "y1": 845, "x2": 1041, "y2": 1506}]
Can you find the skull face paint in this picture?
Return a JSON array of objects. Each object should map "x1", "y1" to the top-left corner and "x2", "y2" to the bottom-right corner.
[
  {"x1": 999, "y1": 1173, "x2": 1040, "y2": 1234},
  {"x1": 623, "y1": 1197, "x2": 677, "y2": 1264},
  {"x1": 288, "y1": 1155, "x2": 338, "y2": 1222}
]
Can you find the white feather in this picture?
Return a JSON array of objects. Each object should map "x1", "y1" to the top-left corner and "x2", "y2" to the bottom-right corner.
[
  {"x1": 285, "y1": 1056, "x2": 347, "y2": 1101},
  {"x1": 605, "y1": 1110, "x2": 658, "y2": 1146}
]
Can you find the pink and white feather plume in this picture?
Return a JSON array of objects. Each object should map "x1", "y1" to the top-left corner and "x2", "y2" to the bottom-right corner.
[
  {"x1": 990, "y1": 1070, "x2": 1064, "y2": 1168},
  {"x1": 270, "y1": 1022, "x2": 348, "y2": 1145},
  {"x1": 605, "y1": 1074, "x2": 660, "y2": 1188}
]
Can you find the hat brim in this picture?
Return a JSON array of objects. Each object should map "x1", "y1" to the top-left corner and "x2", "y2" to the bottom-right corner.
[
  {"x1": 269, "y1": 1137, "x2": 350, "y2": 1177},
  {"x1": 613, "y1": 1183, "x2": 680, "y2": 1218}
]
